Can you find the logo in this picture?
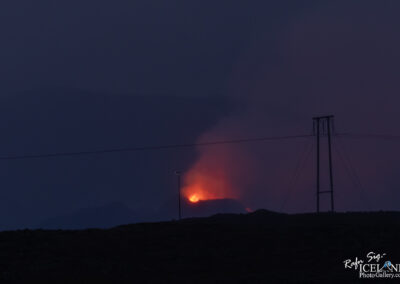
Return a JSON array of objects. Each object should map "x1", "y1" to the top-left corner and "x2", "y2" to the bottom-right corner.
[{"x1": 344, "y1": 252, "x2": 400, "y2": 279}]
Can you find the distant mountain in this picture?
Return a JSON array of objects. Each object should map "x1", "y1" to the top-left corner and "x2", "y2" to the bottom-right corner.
[
  {"x1": 183, "y1": 198, "x2": 247, "y2": 217},
  {"x1": 38, "y1": 202, "x2": 139, "y2": 229},
  {"x1": 157, "y1": 198, "x2": 247, "y2": 220},
  {"x1": 0, "y1": 89, "x2": 233, "y2": 230}
]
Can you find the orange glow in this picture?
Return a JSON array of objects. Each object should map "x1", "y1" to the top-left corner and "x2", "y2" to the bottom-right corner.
[
  {"x1": 189, "y1": 195, "x2": 199, "y2": 203},
  {"x1": 182, "y1": 133, "x2": 254, "y2": 205},
  {"x1": 182, "y1": 157, "x2": 238, "y2": 203}
]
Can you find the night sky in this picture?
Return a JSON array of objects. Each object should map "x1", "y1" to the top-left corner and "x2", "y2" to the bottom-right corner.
[{"x1": 1, "y1": 1, "x2": 400, "y2": 230}]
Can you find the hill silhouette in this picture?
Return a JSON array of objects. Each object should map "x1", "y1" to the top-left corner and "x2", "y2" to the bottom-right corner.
[
  {"x1": 0, "y1": 89, "x2": 232, "y2": 230},
  {"x1": 182, "y1": 198, "x2": 246, "y2": 217},
  {"x1": 1, "y1": 210, "x2": 400, "y2": 283},
  {"x1": 157, "y1": 198, "x2": 247, "y2": 221},
  {"x1": 38, "y1": 202, "x2": 140, "y2": 229},
  {"x1": 36, "y1": 198, "x2": 247, "y2": 229}
]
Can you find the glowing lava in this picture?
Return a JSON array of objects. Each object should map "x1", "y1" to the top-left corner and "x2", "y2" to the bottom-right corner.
[
  {"x1": 182, "y1": 135, "x2": 253, "y2": 204},
  {"x1": 189, "y1": 195, "x2": 199, "y2": 203},
  {"x1": 182, "y1": 167, "x2": 235, "y2": 203}
]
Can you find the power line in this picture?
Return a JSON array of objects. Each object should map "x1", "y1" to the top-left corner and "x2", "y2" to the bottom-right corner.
[
  {"x1": 333, "y1": 137, "x2": 372, "y2": 211},
  {"x1": 280, "y1": 138, "x2": 314, "y2": 211},
  {"x1": 1, "y1": 131, "x2": 397, "y2": 161},
  {"x1": 0, "y1": 134, "x2": 313, "y2": 160},
  {"x1": 338, "y1": 133, "x2": 400, "y2": 140}
]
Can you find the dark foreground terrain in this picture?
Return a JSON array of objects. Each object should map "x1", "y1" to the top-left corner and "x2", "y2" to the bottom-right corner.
[{"x1": 1, "y1": 210, "x2": 400, "y2": 283}]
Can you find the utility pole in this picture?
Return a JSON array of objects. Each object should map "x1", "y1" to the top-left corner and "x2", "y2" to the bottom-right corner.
[
  {"x1": 312, "y1": 115, "x2": 335, "y2": 213},
  {"x1": 174, "y1": 170, "x2": 182, "y2": 220},
  {"x1": 316, "y1": 117, "x2": 320, "y2": 213}
]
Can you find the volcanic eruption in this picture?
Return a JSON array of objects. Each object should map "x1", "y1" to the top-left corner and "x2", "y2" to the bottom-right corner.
[
  {"x1": 188, "y1": 194, "x2": 200, "y2": 203},
  {"x1": 182, "y1": 148, "x2": 238, "y2": 203},
  {"x1": 182, "y1": 129, "x2": 256, "y2": 208}
]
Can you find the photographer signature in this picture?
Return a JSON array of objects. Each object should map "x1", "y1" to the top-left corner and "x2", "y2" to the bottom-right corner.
[{"x1": 344, "y1": 251, "x2": 386, "y2": 269}]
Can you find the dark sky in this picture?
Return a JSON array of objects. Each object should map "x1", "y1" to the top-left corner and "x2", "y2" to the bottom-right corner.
[
  {"x1": 1, "y1": 1, "x2": 400, "y2": 229},
  {"x1": 0, "y1": 1, "x2": 307, "y2": 95}
]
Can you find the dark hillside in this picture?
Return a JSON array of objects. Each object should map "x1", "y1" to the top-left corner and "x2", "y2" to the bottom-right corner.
[{"x1": 1, "y1": 210, "x2": 399, "y2": 283}]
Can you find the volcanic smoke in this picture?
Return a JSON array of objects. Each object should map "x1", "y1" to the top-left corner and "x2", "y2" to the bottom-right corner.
[{"x1": 182, "y1": 129, "x2": 256, "y2": 204}]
